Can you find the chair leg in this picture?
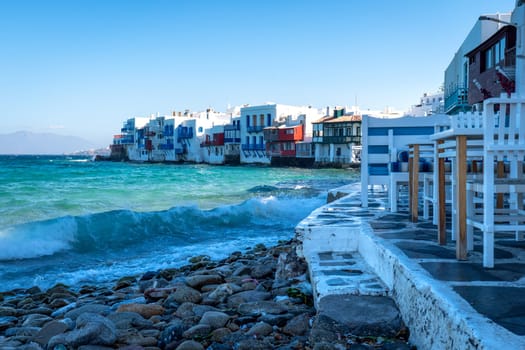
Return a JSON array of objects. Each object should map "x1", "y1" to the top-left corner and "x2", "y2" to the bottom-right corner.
[
  {"x1": 483, "y1": 230, "x2": 495, "y2": 268},
  {"x1": 466, "y1": 187, "x2": 474, "y2": 251}
]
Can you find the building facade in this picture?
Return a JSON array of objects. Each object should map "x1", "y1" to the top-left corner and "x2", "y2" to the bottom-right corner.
[{"x1": 444, "y1": 12, "x2": 511, "y2": 114}]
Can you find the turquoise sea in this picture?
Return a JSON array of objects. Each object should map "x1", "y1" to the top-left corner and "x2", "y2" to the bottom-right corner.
[{"x1": 0, "y1": 155, "x2": 358, "y2": 292}]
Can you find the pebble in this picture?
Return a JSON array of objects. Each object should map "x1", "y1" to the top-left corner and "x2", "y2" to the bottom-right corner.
[{"x1": 0, "y1": 239, "x2": 413, "y2": 349}]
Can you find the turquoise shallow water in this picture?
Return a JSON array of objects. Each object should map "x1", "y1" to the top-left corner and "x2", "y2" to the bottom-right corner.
[{"x1": 0, "y1": 155, "x2": 358, "y2": 291}]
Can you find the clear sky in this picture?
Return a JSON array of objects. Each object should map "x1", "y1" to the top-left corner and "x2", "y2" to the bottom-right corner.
[{"x1": 0, "y1": 0, "x2": 516, "y2": 147}]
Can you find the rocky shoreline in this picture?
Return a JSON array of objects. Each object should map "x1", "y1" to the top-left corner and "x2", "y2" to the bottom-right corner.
[{"x1": 0, "y1": 239, "x2": 413, "y2": 350}]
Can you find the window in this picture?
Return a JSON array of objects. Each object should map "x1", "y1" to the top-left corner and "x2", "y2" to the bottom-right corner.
[
  {"x1": 259, "y1": 135, "x2": 263, "y2": 145},
  {"x1": 198, "y1": 127, "x2": 203, "y2": 132},
  {"x1": 484, "y1": 48, "x2": 493, "y2": 70},
  {"x1": 499, "y1": 37, "x2": 506, "y2": 62},
  {"x1": 267, "y1": 113, "x2": 272, "y2": 126},
  {"x1": 260, "y1": 114, "x2": 264, "y2": 126},
  {"x1": 336, "y1": 147, "x2": 341, "y2": 156},
  {"x1": 246, "y1": 115, "x2": 250, "y2": 127}
]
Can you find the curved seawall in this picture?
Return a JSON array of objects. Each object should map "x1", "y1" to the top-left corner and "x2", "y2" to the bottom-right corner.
[{"x1": 297, "y1": 183, "x2": 525, "y2": 350}]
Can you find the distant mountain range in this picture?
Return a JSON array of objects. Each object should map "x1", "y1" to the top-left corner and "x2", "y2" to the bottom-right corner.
[{"x1": 0, "y1": 131, "x2": 101, "y2": 155}]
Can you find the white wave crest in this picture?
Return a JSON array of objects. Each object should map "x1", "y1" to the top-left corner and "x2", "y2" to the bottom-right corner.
[{"x1": 0, "y1": 217, "x2": 77, "y2": 260}]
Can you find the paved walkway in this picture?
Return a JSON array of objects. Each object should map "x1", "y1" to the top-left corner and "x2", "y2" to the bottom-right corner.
[{"x1": 296, "y1": 183, "x2": 525, "y2": 349}]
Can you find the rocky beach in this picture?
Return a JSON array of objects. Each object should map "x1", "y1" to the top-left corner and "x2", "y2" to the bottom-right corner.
[{"x1": 0, "y1": 239, "x2": 413, "y2": 350}]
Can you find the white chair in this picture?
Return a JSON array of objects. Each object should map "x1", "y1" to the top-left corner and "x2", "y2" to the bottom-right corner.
[
  {"x1": 466, "y1": 94, "x2": 525, "y2": 268},
  {"x1": 361, "y1": 114, "x2": 449, "y2": 212}
]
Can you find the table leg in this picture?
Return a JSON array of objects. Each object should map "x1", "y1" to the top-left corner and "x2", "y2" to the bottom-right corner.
[
  {"x1": 456, "y1": 135, "x2": 467, "y2": 260},
  {"x1": 411, "y1": 145, "x2": 420, "y2": 222},
  {"x1": 438, "y1": 141, "x2": 446, "y2": 245}
]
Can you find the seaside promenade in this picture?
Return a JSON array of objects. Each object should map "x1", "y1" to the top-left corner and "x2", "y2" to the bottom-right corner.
[{"x1": 296, "y1": 182, "x2": 525, "y2": 349}]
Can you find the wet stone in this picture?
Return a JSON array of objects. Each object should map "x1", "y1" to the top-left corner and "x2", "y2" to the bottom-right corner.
[
  {"x1": 395, "y1": 241, "x2": 456, "y2": 259},
  {"x1": 421, "y1": 262, "x2": 503, "y2": 282},
  {"x1": 453, "y1": 286, "x2": 525, "y2": 335}
]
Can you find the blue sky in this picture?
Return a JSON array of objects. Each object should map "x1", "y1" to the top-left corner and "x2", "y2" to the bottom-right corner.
[{"x1": 0, "y1": 0, "x2": 516, "y2": 147}]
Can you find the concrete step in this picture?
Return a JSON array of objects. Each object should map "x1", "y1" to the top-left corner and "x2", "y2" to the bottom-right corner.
[{"x1": 308, "y1": 250, "x2": 389, "y2": 306}]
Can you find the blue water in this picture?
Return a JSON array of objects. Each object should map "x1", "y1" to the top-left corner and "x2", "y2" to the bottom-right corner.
[{"x1": 0, "y1": 155, "x2": 358, "y2": 292}]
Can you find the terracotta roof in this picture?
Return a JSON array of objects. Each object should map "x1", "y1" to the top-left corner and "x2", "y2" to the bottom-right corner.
[
  {"x1": 324, "y1": 115, "x2": 362, "y2": 123},
  {"x1": 312, "y1": 115, "x2": 336, "y2": 123}
]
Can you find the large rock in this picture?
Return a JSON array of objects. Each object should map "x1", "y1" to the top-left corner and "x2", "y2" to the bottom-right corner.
[
  {"x1": 250, "y1": 263, "x2": 274, "y2": 279},
  {"x1": 172, "y1": 285, "x2": 203, "y2": 304},
  {"x1": 210, "y1": 327, "x2": 232, "y2": 343},
  {"x1": 204, "y1": 283, "x2": 234, "y2": 304},
  {"x1": 317, "y1": 294, "x2": 404, "y2": 337},
  {"x1": 282, "y1": 313, "x2": 311, "y2": 336},
  {"x1": 32, "y1": 320, "x2": 70, "y2": 346},
  {"x1": 158, "y1": 320, "x2": 186, "y2": 347},
  {"x1": 199, "y1": 311, "x2": 230, "y2": 329},
  {"x1": 47, "y1": 313, "x2": 117, "y2": 348},
  {"x1": 185, "y1": 274, "x2": 224, "y2": 289},
  {"x1": 116, "y1": 328, "x2": 158, "y2": 347},
  {"x1": 176, "y1": 340, "x2": 205, "y2": 350},
  {"x1": 22, "y1": 313, "x2": 53, "y2": 327},
  {"x1": 227, "y1": 291, "x2": 271, "y2": 308},
  {"x1": 116, "y1": 303, "x2": 165, "y2": 319},
  {"x1": 107, "y1": 311, "x2": 152, "y2": 330},
  {"x1": 64, "y1": 304, "x2": 111, "y2": 321},
  {"x1": 5, "y1": 326, "x2": 40, "y2": 337},
  {"x1": 0, "y1": 306, "x2": 17, "y2": 317},
  {"x1": 182, "y1": 324, "x2": 212, "y2": 339},
  {"x1": 0, "y1": 316, "x2": 18, "y2": 331},
  {"x1": 245, "y1": 322, "x2": 273, "y2": 337},
  {"x1": 275, "y1": 249, "x2": 307, "y2": 281},
  {"x1": 238, "y1": 301, "x2": 288, "y2": 316}
]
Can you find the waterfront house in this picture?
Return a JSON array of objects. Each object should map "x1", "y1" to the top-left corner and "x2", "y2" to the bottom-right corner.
[
  {"x1": 110, "y1": 117, "x2": 149, "y2": 161},
  {"x1": 444, "y1": 12, "x2": 511, "y2": 114},
  {"x1": 223, "y1": 116, "x2": 241, "y2": 165},
  {"x1": 201, "y1": 124, "x2": 226, "y2": 165},
  {"x1": 312, "y1": 107, "x2": 362, "y2": 167},
  {"x1": 465, "y1": 24, "x2": 517, "y2": 109},
  {"x1": 264, "y1": 114, "x2": 312, "y2": 166},
  {"x1": 240, "y1": 103, "x2": 321, "y2": 165}
]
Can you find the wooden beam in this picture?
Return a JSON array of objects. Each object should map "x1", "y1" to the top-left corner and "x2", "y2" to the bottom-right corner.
[
  {"x1": 456, "y1": 135, "x2": 468, "y2": 260},
  {"x1": 438, "y1": 140, "x2": 446, "y2": 245},
  {"x1": 411, "y1": 144, "x2": 420, "y2": 222}
]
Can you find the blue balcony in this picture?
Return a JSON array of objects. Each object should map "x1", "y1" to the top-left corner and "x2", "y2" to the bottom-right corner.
[
  {"x1": 177, "y1": 126, "x2": 193, "y2": 139},
  {"x1": 247, "y1": 126, "x2": 265, "y2": 133},
  {"x1": 241, "y1": 143, "x2": 265, "y2": 151},
  {"x1": 224, "y1": 124, "x2": 241, "y2": 131},
  {"x1": 164, "y1": 125, "x2": 174, "y2": 136},
  {"x1": 445, "y1": 86, "x2": 469, "y2": 114},
  {"x1": 225, "y1": 137, "x2": 241, "y2": 143}
]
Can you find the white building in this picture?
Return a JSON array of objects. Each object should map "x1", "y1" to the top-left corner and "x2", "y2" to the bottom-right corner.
[
  {"x1": 312, "y1": 107, "x2": 362, "y2": 167},
  {"x1": 201, "y1": 124, "x2": 226, "y2": 165},
  {"x1": 407, "y1": 91, "x2": 444, "y2": 116},
  {"x1": 444, "y1": 12, "x2": 511, "y2": 114},
  {"x1": 240, "y1": 103, "x2": 322, "y2": 164}
]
